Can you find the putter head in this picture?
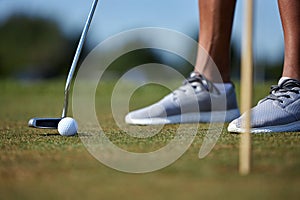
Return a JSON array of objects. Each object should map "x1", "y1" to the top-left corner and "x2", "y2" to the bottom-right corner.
[{"x1": 28, "y1": 118, "x2": 62, "y2": 129}]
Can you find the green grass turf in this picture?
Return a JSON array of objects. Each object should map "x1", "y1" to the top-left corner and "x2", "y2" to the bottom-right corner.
[{"x1": 0, "y1": 79, "x2": 300, "y2": 200}]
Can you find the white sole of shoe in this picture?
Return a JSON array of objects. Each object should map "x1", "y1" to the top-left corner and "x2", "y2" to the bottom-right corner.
[
  {"x1": 125, "y1": 109, "x2": 240, "y2": 125},
  {"x1": 227, "y1": 120, "x2": 300, "y2": 133}
]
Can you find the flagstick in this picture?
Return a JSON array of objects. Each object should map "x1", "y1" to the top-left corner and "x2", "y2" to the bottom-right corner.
[{"x1": 239, "y1": 0, "x2": 253, "y2": 175}]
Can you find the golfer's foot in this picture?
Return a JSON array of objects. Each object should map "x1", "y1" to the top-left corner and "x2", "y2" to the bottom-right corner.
[
  {"x1": 125, "y1": 72, "x2": 240, "y2": 125},
  {"x1": 228, "y1": 78, "x2": 300, "y2": 133}
]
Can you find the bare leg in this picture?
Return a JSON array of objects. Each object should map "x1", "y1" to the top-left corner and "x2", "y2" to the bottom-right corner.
[
  {"x1": 196, "y1": 0, "x2": 236, "y2": 83},
  {"x1": 278, "y1": 0, "x2": 300, "y2": 80}
]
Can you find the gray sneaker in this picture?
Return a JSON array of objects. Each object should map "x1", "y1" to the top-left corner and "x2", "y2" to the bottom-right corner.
[
  {"x1": 228, "y1": 78, "x2": 300, "y2": 133},
  {"x1": 125, "y1": 73, "x2": 240, "y2": 125}
]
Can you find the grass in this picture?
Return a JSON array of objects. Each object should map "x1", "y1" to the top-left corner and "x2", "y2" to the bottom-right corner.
[{"x1": 0, "y1": 79, "x2": 300, "y2": 200}]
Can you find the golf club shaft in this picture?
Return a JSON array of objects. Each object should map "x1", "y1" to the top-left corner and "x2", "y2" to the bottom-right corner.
[{"x1": 62, "y1": 0, "x2": 99, "y2": 118}]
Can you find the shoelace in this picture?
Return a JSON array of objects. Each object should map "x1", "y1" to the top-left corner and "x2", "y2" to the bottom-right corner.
[
  {"x1": 266, "y1": 79, "x2": 300, "y2": 103},
  {"x1": 172, "y1": 73, "x2": 220, "y2": 99},
  {"x1": 183, "y1": 73, "x2": 220, "y2": 94}
]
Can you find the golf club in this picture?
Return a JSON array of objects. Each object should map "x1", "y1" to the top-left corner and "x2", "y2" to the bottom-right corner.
[{"x1": 28, "y1": 0, "x2": 98, "y2": 129}]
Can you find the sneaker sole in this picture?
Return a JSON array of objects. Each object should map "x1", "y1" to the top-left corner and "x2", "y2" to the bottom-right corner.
[
  {"x1": 228, "y1": 120, "x2": 300, "y2": 133},
  {"x1": 126, "y1": 109, "x2": 240, "y2": 125}
]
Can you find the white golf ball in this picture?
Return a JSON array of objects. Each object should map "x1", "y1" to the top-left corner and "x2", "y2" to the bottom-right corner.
[{"x1": 58, "y1": 117, "x2": 78, "y2": 136}]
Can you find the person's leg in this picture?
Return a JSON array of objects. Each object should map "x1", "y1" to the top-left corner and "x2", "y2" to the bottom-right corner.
[
  {"x1": 278, "y1": 0, "x2": 300, "y2": 80},
  {"x1": 125, "y1": 0, "x2": 240, "y2": 125},
  {"x1": 196, "y1": 0, "x2": 236, "y2": 83},
  {"x1": 228, "y1": 0, "x2": 300, "y2": 133}
]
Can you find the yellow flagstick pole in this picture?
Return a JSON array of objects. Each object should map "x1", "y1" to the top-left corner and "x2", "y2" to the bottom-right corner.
[{"x1": 239, "y1": 0, "x2": 253, "y2": 175}]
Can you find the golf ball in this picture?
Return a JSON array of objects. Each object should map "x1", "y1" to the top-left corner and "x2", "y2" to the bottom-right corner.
[{"x1": 58, "y1": 117, "x2": 78, "y2": 136}]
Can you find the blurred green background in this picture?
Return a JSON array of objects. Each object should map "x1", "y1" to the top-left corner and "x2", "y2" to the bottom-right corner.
[{"x1": 0, "y1": 0, "x2": 284, "y2": 81}]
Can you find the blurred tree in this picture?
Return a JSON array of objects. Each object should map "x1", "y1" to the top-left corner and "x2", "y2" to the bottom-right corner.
[
  {"x1": 0, "y1": 15, "x2": 76, "y2": 79},
  {"x1": 107, "y1": 48, "x2": 193, "y2": 77},
  {"x1": 230, "y1": 41, "x2": 241, "y2": 80}
]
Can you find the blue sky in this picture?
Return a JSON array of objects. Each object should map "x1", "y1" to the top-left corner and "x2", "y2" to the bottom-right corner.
[{"x1": 0, "y1": 0, "x2": 284, "y2": 63}]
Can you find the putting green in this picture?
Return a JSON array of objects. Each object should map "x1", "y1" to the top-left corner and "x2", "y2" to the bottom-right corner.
[{"x1": 0, "y1": 79, "x2": 299, "y2": 199}]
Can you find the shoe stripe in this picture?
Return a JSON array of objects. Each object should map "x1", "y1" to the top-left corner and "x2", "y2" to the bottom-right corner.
[{"x1": 126, "y1": 109, "x2": 240, "y2": 125}]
